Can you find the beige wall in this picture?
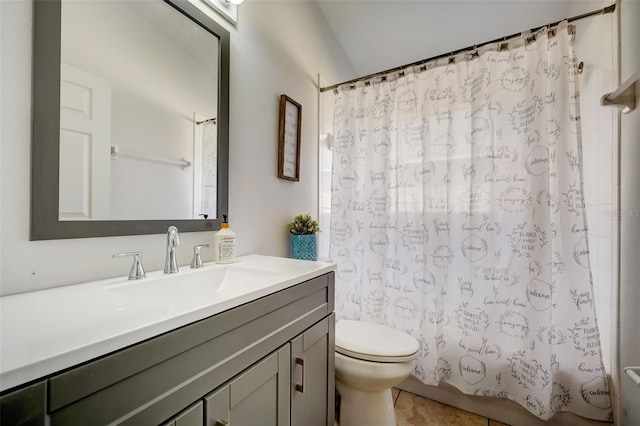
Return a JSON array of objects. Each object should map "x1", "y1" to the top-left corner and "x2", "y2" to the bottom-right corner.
[{"x1": 0, "y1": 0, "x2": 355, "y2": 295}]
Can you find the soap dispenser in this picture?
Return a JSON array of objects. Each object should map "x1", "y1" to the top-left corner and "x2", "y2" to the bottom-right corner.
[{"x1": 214, "y1": 214, "x2": 236, "y2": 263}]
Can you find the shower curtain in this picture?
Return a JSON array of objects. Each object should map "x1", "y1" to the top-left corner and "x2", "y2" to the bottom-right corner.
[
  {"x1": 329, "y1": 22, "x2": 611, "y2": 421},
  {"x1": 200, "y1": 121, "x2": 217, "y2": 216}
]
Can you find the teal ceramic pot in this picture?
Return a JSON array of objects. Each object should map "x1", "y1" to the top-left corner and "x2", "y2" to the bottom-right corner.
[{"x1": 290, "y1": 233, "x2": 318, "y2": 261}]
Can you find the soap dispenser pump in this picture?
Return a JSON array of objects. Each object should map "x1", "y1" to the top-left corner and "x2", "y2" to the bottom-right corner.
[{"x1": 214, "y1": 214, "x2": 236, "y2": 264}]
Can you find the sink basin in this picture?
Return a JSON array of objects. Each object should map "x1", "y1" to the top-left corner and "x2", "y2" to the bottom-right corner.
[{"x1": 107, "y1": 264, "x2": 281, "y2": 305}]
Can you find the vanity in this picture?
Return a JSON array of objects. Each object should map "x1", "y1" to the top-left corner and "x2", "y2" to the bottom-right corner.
[
  {"x1": 11, "y1": 0, "x2": 337, "y2": 422},
  {"x1": 0, "y1": 255, "x2": 336, "y2": 426}
]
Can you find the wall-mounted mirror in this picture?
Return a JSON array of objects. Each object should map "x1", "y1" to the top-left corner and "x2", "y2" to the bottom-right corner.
[{"x1": 31, "y1": 0, "x2": 229, "y2": 240}]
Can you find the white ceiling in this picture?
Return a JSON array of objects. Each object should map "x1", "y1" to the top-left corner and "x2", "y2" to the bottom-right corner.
[{"x1": 316, "y1": 0, "x2": 603, "y2": 78}]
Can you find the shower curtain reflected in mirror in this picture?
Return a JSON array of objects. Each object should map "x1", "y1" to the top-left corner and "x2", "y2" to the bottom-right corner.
[
  {"x1": 197, "y1": 121, "x2": 217, "y2": 218},
  {"x1": 329, "y1": 22, "x2": 611, "y2": 421}
]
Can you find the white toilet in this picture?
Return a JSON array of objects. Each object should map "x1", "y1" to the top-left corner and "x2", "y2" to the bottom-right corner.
[{"x1": 335, "y1": 320, "x2": 420, "y2": 426}]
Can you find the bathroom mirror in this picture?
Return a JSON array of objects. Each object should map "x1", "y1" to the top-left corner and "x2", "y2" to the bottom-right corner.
[{"x1": 31, "y1": 0, "x2": 229, "y2": 240}]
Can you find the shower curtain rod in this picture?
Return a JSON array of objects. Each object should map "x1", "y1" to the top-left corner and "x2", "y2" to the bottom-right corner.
[
  {"x1": 319, "y1": 4, "x2": 615, "y2": 93},
  {"x1": 195, "y1": 117, "x2": 216, "y2": 125}
]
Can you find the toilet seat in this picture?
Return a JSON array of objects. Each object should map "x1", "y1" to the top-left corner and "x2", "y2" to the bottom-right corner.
[
  {"x1": 335, "y1": 320, "x2": 419, "y2": 363},
  {"x1": 336, "y1": 346, "x2": 418, "y2": 362}
]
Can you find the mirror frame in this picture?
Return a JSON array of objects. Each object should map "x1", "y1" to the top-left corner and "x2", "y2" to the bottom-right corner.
[{"x1": 31, "y1": 0, "x2": 230, "y2": 240}]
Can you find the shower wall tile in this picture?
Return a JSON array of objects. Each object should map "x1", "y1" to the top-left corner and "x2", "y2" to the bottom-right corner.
[
  {"x1": 584, "y1": 177, "x2": 598, "y2": 207},
  {"x1": 586, "y1": 207, "x2": 598, "y2": 233},
  {"x1": 597, "y1": 302, "x2": 611, "y2": 336},
  {"x1": 588, "y1": 236, "x2": 599, "y2": 267},
  {"x1": 598, "y1": 206, "x2": 613, "y2": 239},
  {"x1": 593, "y1": 269, "x2": 607, "y2": 303},
  {"x1": 581, "y1": 119, "x2": 598, "y2": 150},
  {"x1": 597, "y1": 182, "x2": 612, "y2": 207},
  {"x1": 597, "y1": 136, "x2": 613, "y2": 166},
  {"x1": 599, "y1": 68, "x2": 615, "y2": 92},
  {"x1": 598, "y1": 237, "x2": 612, "y2": 271},
  {"x1": 597, "y1": 269, "x2": 612, "y2": 305},
  {"x1": 575, "y1": 12, "x2": 617, "y2": 382},
  {"x1": 598, "y1": 145, "x2": 614, "y2": 177},
  {"x1": 597, "y1": 300, "x2": 609, "y2": 328}
]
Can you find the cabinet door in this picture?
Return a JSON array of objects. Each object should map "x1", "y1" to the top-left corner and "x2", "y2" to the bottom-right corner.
[
  {"x1": 204, "y1": 345, "x2": 290, "y2": 426},
  {"x1": 161, "y1": 400, "x2": 204, "y2": 426},
  {"x1": 204, "y1": 385, "x2": 229, "y2": 426},
  {"x1": 291, "y1": 314, "x2": 335, "y2": 426}
]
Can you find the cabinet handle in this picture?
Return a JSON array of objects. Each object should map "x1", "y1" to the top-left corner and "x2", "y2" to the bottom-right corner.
[
  {"x1": 295, "y1": 357, "x2": 305, "y2": 393},
  {"x1": 215, "y1": 419, "x2": 229, "y2": 426}
]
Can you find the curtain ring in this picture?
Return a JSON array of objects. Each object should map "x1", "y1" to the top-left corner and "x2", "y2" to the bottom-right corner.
[{"x1": 578, "y1": 61, "x2": 584, "y2": 74}]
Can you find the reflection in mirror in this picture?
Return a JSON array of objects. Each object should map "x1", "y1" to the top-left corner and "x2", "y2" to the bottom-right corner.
[
  {"x1": 31, "y1": 0, "x2": 229, "y2": 240},
  {"x1": 59, "y1": 0, "x2": 218, "y2": 221}
]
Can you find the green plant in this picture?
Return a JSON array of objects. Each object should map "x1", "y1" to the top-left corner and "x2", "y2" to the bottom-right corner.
[{"x1": 288, "y1": 214, "x2": 320, "y2": 235}]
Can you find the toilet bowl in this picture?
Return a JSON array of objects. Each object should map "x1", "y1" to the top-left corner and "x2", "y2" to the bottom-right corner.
[{"x1": 335, "y1": 320, "x2": 419, "y2": 426}]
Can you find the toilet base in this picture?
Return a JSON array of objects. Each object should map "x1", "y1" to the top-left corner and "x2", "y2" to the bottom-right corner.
[{"x1": 336, "y1": 378, "x2": 396, "y2": 426}]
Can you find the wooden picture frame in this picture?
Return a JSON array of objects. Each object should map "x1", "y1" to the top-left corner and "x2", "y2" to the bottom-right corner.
[{"x1": 278, "y1": 94, "x2": 302, "y2": 181}]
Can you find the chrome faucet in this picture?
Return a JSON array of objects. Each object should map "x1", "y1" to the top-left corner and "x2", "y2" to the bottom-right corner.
[{"x1": 164, "y1": 226, "x2": 180, "y2": 274}]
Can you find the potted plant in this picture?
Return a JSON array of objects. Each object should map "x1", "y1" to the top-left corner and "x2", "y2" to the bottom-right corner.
[{"x1": 288, "y1": 214, "x2": 320, "y2": 261}]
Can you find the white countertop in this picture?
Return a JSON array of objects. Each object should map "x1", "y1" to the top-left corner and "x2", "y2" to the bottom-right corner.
[{"x1": 0, "y1": 255, "x2": 335, "y2": 392}]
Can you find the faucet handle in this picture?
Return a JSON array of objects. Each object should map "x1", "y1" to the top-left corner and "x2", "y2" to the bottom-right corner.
[
  {"x1": 191, "y1": 244, "x2": 209, "y2": 269},
  {"x1": 113, "y1": 252, "x2": 146, "y2": 280}
]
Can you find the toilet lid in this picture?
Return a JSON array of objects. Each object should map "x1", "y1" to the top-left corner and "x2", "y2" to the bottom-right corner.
[{"x1": 335, "y1": 320, "x2": 419, "y2": 362}]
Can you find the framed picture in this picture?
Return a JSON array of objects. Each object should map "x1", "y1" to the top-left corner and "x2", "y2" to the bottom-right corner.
[{"x1": 278, "y1": 95, "x2": 302, "y2": 181}]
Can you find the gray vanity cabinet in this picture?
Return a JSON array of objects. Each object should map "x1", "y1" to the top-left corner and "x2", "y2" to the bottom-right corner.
[{"x1": 0, "y1": 272, "x2": 335, "y2": 426}]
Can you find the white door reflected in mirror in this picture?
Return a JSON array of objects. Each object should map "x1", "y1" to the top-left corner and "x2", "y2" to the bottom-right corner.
[{"x1": 59, "y1": 64, "x2": 111, "y2": 221}]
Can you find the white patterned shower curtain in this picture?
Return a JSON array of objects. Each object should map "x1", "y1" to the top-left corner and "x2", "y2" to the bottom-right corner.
[
  {"x1": 329, "y1": 23, "x2": 611, "y2": 421},
  {"x1": 200, "y1": 121, "x2": 217, "y2": 217}
]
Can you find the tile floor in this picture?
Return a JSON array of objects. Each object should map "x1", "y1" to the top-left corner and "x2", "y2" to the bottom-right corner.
[{"x1": 391, "y1": 388, "x2": 510, "y2": 426}]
